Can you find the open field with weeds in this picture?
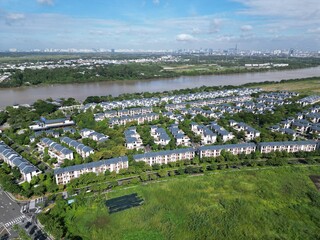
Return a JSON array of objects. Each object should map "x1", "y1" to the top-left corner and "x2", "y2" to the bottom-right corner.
[
  {"x1": 250, "y1": 78, "x2": 320, "y2": 94},
  {"x1": 162, "y1": 64, "x2": 221, "y2": 73},
  {"x1": 56, "y1": 166, "x2": 320, "y2": 240}
]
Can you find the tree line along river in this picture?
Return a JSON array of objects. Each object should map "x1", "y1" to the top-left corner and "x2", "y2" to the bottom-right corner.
[{"x1": 0, "y1": 67, "x2": 320, "y2": 108}]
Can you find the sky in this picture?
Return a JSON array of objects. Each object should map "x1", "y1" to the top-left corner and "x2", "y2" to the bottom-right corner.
[{"x1": 0, "y1": 0, "x2": 319, "y2": 51}]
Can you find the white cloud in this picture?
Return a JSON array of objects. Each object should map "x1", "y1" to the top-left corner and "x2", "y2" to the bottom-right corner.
[
  {"x1": 158, "y1": 16, "x2": 225, "y2": 36},
  {"x1": 153, "y1": 0, "x2": 160, "y2": 5},
  {"x1": 5, "y1": 13, "x2": 25, "y2": 25},
  {"x1": 240, "y1": 24, "x2": 253, "y2": 31},
  {"x1": 209, "y1": 18, "x2": 223, "y2": 33},
  {"x1": 6, "y1": 13, "x2": 25, "y2": 20},
  {"x1": 176, "y1": 33, "x2": 196, "y2": 42},
  {"x1": 307, "y1": 27, "x2": 320, "y2": 34},
  {"x1": 37, "y1": 0, "x2": 54, "y2": 6},
  {"x1": 0, "y1": 3, "x2": 319, "y2": 51},
  {"x1": 233, "y1": 0, "x2": 320, "y2": 20},
  {"x1": 89, "y1": 30, "x2": 104, "y2": 35}
]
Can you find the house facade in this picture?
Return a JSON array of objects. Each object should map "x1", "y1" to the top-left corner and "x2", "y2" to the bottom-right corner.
[
  {"x1": 0, "y1": 142, "x2": 41, "y2": 182},
  {"x1": 258, "y1": 141, "x2": 318, "y2": 154},
  {"x1": 199, "y1": 143, "x2": 256, "y2": 158},
  {"x1": 133, "y1": 148, "x2": 196, "y2": 166},
  {"x1": 54, "y1": 156, "x2": 129, "y2": 185}
]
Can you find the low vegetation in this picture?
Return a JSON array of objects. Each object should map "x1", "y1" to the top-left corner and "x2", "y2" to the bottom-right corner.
[
  {"x1": 39, "y1": 166, "x2": 320, "y2": 240},
  {"x1": 1, "y1": 54, "x2": 319, "y2": 88},
  {"x1": 250, "y1": 77, "x2": 320, "y2": 94}
]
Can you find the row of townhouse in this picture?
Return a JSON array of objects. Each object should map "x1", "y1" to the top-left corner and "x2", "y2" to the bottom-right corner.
[
  {"x1": 199, "y1": 143, "x2": 256, "y2": 158},
  {"x1": 310, "y1": 106, "x2": 320, "y2": 114},
  {"x1": 255, "y1": 98, "x2": 290, "y2": 107},
  {"x1": 305, "y1": 112, "x2": 320, "y2": 124},
  {"x1": 229, "y1": 120, "x2": 261, "y2": 141},
  {"x1": 180, "y1": 108, "x2": 217, "y2": 118},
  {"x1": 53, "y1": 140, "x2": 319, "y2": 185},
  {"x1": 58, "y1": 104, "x2": 83, "y2": 113},
  {"x1": 99, "y1": 98, "x2": 159, "y2": 111},
  {"x1": 94, "y1": 107, "x2": 153, "y2": 121},
  {"x1": 258, "y1": 141, "x2": 317, "y2": 153},
  {"x1": 165, "y1": 95, "x2": 252, "y2": 111},
  {"x1": 82, "y1": 88, "x2": 263, "y2": 114},
  {"x1": 124, "y1": 127, "x2": 144, "y2": 150},
  {"x1": 83, "y1": 98, "x2": 159, "y2": 112},
  {"x1": 9, "y1": 82, "x2": 299, "y2": 113},
  {"x1": 276, "y1": 121, "x2": 320, "y2": 137},
  {"x1": 258, "y1": 91, "x2": 299, "y2": 100},
  {"x1": 30, "y1": 129, "x2": 60, "y2": 143},
  {"x1": 310, "y1": 125, "x2": 320, "y2": 135},
  {"x1": 82, "y1": 88, "x2": 262, "y2": 114},
  {"x1": 162, "y1": 88, "x2": 261, "y2": 104},
  {"x1": 199, "y1": 140, "x2": 318, "y2": 158},
  {"x1": 191, "y1": 122, "x2": 217, "y2": 145},
  {"x1": 209, "y1": 122, "x2": 234, "y2": 142},
  {"x1": 150, "y1": 126, "x2": 171, "y2": 146},
  {"x1": 291, "y1": 119, "x2": 312, "y2": 134},
  {"x1": 60, "y1": 137, "x2": 94, "y2": 158},
  {"x1": 108, "y1": 113, "x2": 159, "y2": 127},
  {"x1": 211, "y1": 103, "x2": 242, "y2": 114},
  {"x1": 168, "y1": 124, "x2": 191, "y2": 146},
  {"x1": 297, "y1": 95, "x2": 320, "y2": 106},
  {"x1": 0, "y1": 142, "x2": 41, "y2": 182},
  {"x1": 54, "y1": 156, "x2": 128, "y2": 185},
  {"x1": 272, "y1": 105, "x2": 320, "y2": 138},
  {"x1": 133, "y1": 148, "x2": 196, "y2": 166},
  {"x1": 162, "y1": 111, "x2": 184, "y2": 122},
  {"x1": 134, "y1": 140, "x2": 319, "y2": 164},
  {"x1": 215, "y1": 101, "x2": 275, "y2": 115},
  {"x1": 29, "y1": 117, "x2": 75, "y2": 131},
  {"x1": 80, "y1": 129, "x2": 109, "y2": 142},
  {"x1": 189, "y1": 95, "x2": 252, "y2": 108},
  {"x1": 38, "y1": 138, "x2": 74, "y2": 162},
  {"x1": 167, "y1": 97, "x2": 278, "y2": 119}
]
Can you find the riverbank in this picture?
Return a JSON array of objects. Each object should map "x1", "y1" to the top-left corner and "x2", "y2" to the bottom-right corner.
[
  {"x1": 1, "y1": 54, "x2": 319, "y2": 88},
  {"x1": 0, "y1": 67, "x2": 320, "y2": 109},
  {"x1": 250, "y1": 78, "x2": 320, "y2": 94}
]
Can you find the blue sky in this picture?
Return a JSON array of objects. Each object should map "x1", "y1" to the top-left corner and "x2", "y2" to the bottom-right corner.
[{"x1": 0, "y1": 0, "x2": 319, "y2": 51}]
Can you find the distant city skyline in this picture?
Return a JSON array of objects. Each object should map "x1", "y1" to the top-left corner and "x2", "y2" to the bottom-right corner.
[{"x1": 0, "y1": 0, "x2": 319, "y2": 51}]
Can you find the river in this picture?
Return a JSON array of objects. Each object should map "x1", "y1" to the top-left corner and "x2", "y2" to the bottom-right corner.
[{"x1": 0, "y1": 67, "x2": 320, "y2": 108}]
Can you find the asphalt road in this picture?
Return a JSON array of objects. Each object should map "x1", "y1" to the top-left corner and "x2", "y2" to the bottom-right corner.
[{"x1": 0, "y1": 189, "x2": 25, "y2": 228}]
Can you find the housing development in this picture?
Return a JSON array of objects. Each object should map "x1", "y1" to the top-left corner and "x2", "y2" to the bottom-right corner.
[
  {"x1": 1, "y1": 86, "x2": 319, "y2": 188},
  {"x1": 2, "y1": 0, "x2": 320, "y2": 238}
]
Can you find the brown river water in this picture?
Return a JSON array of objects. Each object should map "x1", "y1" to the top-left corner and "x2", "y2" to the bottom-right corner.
[{"x1": 0, "y1": 67, "x2": 320, "y2": 108}]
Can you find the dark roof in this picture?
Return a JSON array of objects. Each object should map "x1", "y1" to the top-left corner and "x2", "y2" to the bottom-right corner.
[
  {"x1": 54, "y1": 156, "x2": 128, "y2": 175},
  {"x1": 133, "y1": 148, "x2": 195, "y2": 160},
  {"x1": 199, "y1": 143, "x2": 256, "y2": 151},
  {"x1": 41, "y1": 138, "x2": 73, "y2": 155},
  {"x1": 258, "y1": 141, "x2": 318, "y2": 147},
  {"x1": 0, "y1": 142, "x2": 40, "y2": 175},
  {"x1": 44, "y1": 118, "x2": 67, "y2": 124}
]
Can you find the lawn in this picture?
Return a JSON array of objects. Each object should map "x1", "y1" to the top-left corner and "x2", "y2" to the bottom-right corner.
[
  {"x1": 251, "y1": 78, "x2": 320, "y2": 94},
  {"x1": 64, "y1": 166, "x2": 320, "y2": 240}
]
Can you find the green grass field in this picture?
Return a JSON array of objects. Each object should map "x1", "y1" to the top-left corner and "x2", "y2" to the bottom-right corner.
[
  {"x1": 250, "y1": 78, "x2": 320, "y2": 94},
  {"x1": 63, "y1": 166, "x2": 320, "y2": 240}
]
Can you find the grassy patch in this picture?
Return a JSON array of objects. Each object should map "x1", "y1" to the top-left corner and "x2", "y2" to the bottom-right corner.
[
  {"x1": 62, "y1": 166, "x2": 320, "y2": 240},
  {"x1": 251, "y1": 78, "x2": 320, "y2": 94},
  {"x1": 106, "y1": 193, "x2": 144, "y2": 214}
]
